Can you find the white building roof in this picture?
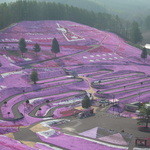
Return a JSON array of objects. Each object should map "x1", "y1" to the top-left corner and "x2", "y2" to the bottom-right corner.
[
  {"x1": 145, "y1": 103, "x2": 150, "y2": 109},
  {"x1": 145, "y1": 44, "x2": 150, "y2": 49}
]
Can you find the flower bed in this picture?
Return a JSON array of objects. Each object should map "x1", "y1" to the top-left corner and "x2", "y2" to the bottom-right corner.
[
  {"x1": 0, "y1": 126, "x2": 18, "y2": 134},
  {"x1": 0, "y1": 20, "x2": 150, "y2": 148},
  {"x1": 0, "y1": 135, "x2": 37, "y2": 150},
  {"x1": 0, "y1": 76, "x2": 86, "y2": 118},
  {"x1": 34, "y1": 93, "x2": 84, "y2": 117},
  {"x1": 79, "y1": 127, "x2": 132, "y2": 146},
  {"x1": 53, "y1": 107, "x2": 73, "y2": 118},
  {"x1": 98, "y1": 133, "x2": 128, "y2": 146},
  {"x1": 57, "y1": 23, "x2": 85, "y2": 42},
  {"x1": 37, "y1": 131, "x2": 128, "y2": 150},
  {"x1": 35, "y1": 142, "x2": 53, "y2": 150}
]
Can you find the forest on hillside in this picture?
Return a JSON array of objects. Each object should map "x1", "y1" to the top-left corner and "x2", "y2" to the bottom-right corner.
[
  {"x1": 39, "y1": 0, "x2": 150, "y2": 23},
  {"x1": 0, "y1": 0, "x2": 143, "y2": 43},
  {"x1": 1, "y1": 0, "x2": 150, "y2": 23}
]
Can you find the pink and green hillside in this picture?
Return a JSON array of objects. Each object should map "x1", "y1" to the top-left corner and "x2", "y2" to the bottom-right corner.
[{"x1": 0, "y1": 20, "x2": 149, "y2": 149}]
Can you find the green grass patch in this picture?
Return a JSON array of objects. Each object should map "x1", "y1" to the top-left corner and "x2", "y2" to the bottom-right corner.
[
  {"x1": 8, "y1": 50, "x2": 21, "y2": 57},
  {"x1": 127, "y1": 41, "x2": 143, "y2": 50}
]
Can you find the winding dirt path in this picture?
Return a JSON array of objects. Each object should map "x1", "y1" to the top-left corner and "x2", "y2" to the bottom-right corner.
[{"x1": 79, "y1": 75, "x2": 98, "y2": 100}]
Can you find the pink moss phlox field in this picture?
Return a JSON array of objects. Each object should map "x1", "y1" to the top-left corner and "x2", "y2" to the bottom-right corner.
[
  {"x1": 35, "y1": 142, "x2": 53, "y2": 150},
  {"x1": 0, "y1": 135, "x2": 37, "y2": 150},
  {"x1": 98, "y1": 133, "x2": 128, "y2": 146},
  {"x1": 18, "y1": 103, "x2": 43, "y2": 125},
  {"x1": 79, "y1": 127, "x2": 98, "y2": 138},
  {"x1": 53, "y1": 107, "x2": 73, "y2": 118},
  {"x1": 1, "y1": 20, "x2": 149, "y2": 65},
  {"x1": 37, "y1": 132, "x2": 127, "y2": 150},
  {"x1": 2, "y1": 80, "x2": 85, "y2": 105},
  {"x1": 0, "y1": 20, "x2": 150, "y2": 149},
  {"x1": 0, "y1": 126, "x2": 18, "y2": 134},
  {"x1": 37, "y1": 95, "x2": 84, "y2": 117}
]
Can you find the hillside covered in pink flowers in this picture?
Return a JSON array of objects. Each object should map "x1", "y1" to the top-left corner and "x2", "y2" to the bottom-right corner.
[{"x1": 0, "y1": 20, "x2": 149, "y2": 150}]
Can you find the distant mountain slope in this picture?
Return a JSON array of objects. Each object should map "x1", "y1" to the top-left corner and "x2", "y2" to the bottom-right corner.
[
  {"x1": 0, "y1": 0, "x2": 15, "y2": 3},
  {"x1": 37, "y1": 0, "x2": 107, "y2": 13},
  {"x1": 1, "y1": 0, "x2": 150, "y2": 21},
  {"x1": 89, "y1": 0, "x2": 150, "y2": 20},
  {"x1": 40, "y1": 0, "x2": 150, "y2": 20}
]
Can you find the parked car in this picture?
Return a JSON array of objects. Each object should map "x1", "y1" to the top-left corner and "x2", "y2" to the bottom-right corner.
[{"x1": 78, "y1": 108, "x2": 95, "y2": 119}]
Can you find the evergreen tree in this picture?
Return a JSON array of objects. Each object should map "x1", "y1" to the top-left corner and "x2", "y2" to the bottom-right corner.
[
  {"x1": 137, "y1": 104, "x2": 150, "y2": 128},
  {"x1": 30, "y1": 70, "x2": 38, "y2": 84},
  {"x1": 51, "y1": 38, "x2": 60, "y2": 56},
  {"x1": 33, "y1": 43, "x2": 41, "y2": 55},
  {"x1": 26, "y1": 100, "x2": 29, "y2": 104},
  {"x1": 141, "y1": 47, "x2": 147, "y2": 60},
  {"x1": 82, "y1": 95, "x2": 91, "y2": 109},
  {"x1": 19, "y1": 38, "x2": 27, "y2": 57},
  {"x1": 130, "y1": 21, "x2": 143, "y2": 44}
]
